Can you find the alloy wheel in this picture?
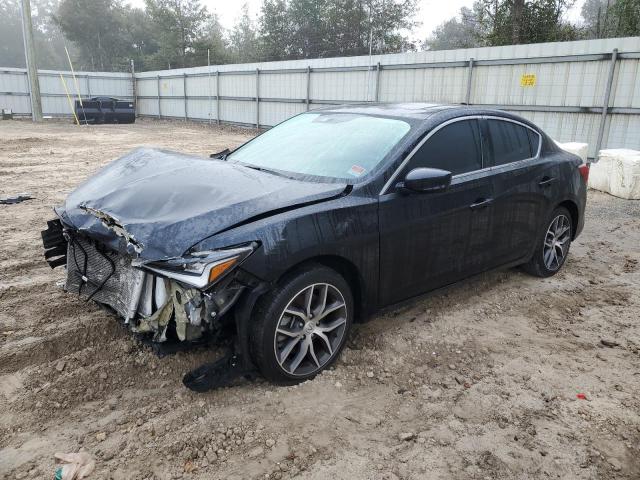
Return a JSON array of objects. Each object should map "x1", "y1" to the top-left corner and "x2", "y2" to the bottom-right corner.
[
  {"x1": 273, "y1": 283, "x2": 348, "y2": 376},
  {"x1": 543, "y1": 214, "x2": 571, "y2": 271}
]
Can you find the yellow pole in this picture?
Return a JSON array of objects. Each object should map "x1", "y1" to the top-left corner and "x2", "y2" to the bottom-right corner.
[
  {"x1": 60, "y1": 74, "x2": 80, "y2": 125},
  {"x1": 64, "y1": 45, "x2": 84, "y2": 121}
]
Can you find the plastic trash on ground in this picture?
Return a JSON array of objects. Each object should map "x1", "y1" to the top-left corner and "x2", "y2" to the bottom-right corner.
[
  {"x1": 589, "y1": 149, "x2": 640, "y2": 200},
  {"x1": 554, "y1": 141, "x2": 589, "y2": 163},
  {"x1": 54, "y1": 452, "x2": 95, "y2": 480}
]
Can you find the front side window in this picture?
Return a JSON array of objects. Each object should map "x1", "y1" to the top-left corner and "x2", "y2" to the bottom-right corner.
[
  {"x1": 487, "y1": 119, "x2": 537, "y2": 166},
  {"x1": 227, "y1": 113, "x2": 411, "y2": 181},
  {"x1": 405, "y1": 119, "x2": 483, "y2": 176}
]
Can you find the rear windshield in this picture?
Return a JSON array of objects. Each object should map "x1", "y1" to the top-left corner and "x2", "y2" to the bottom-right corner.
[{"x1": 227, "y1": 112, "x2": 411, "y2": 181}]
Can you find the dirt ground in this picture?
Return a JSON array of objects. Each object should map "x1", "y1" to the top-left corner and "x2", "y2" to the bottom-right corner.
[{"x1": 1, "y1": 119, "x2": 639, "y2": 480}]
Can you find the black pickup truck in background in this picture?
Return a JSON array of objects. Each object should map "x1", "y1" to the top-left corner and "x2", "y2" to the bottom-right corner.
[{"x1": 75, "y1": 97, "x2": 135, "y2": 124}]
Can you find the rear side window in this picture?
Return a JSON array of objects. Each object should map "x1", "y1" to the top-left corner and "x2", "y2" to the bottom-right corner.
[
  {"x1": 406, "y1": 119, "x2": 483, "y2": 176},
  {"x1": 527, "y1": 128, "x2": 541, "y2": 155},
  {"x1": 487, "y1": 119, "x2": 536, "y2": 165}
]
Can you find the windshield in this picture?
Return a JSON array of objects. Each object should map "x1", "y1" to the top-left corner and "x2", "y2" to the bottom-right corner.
[{"x1": 227, "y1": 112, "x2": 411, "y2": 181}]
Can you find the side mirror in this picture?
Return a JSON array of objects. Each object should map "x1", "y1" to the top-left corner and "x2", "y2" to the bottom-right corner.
[
  {"x1": 400, "y1": 168, "x2": 452, "y2": 193},
  {"x1": 210, "y1": 148, "x2": 230, "y2": 159}
]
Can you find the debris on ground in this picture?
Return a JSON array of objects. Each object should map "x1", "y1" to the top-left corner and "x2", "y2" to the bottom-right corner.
[
  {"x1": 53, "y1": 452, "x2": 95, "y2": 480},
  {"x1": 0, "y1": 193, "x2": 33, "y2": 204}
]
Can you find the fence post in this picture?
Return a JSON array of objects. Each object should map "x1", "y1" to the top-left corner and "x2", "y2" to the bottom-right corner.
[
  {"x1": 85, "y1": 75, "x2": 91, "y2": 98},
  {"x1": 183, "y1": 73, "x2": 188, "y2": 121},
  {"x1": 375, "y1": 62, "x2": 381, "y2": 102},
  {"x1": 216, "y1": 71, "x2": 220, "y2": 125},
  {"x1": 129, "y1": 59, "x2": 136, "y2": 117},
  {"x1": 255, "y1": 68, "x2": 260, "y2": 129},
  {"x1": 157, "y1": 75, "x2": 161, "y2": 119},
  {"x1": 207, "y1": 66, "x2": 212, "y2": 125},
  {"x1": 594, "y1": 48, "x2": 618, "y2": 162},
  {"x1": 306, "y1": 66, "x2": 311, "y2": 111},
  {"x1": 465, "y1": 58, "x2": 474, "y2": 105}
]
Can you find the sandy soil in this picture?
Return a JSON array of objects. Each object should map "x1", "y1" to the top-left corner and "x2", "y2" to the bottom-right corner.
[{"x1": 1, "y1": 119, "x2": 639, "y2": 480}]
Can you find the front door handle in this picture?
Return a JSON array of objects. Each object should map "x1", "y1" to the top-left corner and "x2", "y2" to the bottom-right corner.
[
  {"x1": 538, "y1": 176, "x2": 556, "y2": 187},
  {"x1": 470, "y1": 198, "x2": 494, "y2": 210}
]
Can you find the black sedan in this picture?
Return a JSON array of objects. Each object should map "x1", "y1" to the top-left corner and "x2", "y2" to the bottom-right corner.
[{"x1": 42, "y1": 103, "x2": 588, "y2": 388}]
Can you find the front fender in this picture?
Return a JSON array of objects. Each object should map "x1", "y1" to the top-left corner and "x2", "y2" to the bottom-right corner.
[{"x1": 191, "y1": 194, "x2": 380, "y2": 311}]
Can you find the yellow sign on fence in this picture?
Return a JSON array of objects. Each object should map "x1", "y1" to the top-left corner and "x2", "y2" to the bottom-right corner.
[{"x1": 520, "y1": 74, "x2": 537, "y2": 87}]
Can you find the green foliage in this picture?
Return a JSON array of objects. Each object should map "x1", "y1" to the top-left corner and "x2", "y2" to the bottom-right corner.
[
  {"x1": 51, "y1": 0, "x2": 227, "y2": 71},
  {"x1": 0, "y1": 0, "x2": 69, "y2": 69},
  {"x1": 582, "y1": 0, "x2": 640, "y2": 37},
  {"x1": 228, "y1": 3, "x2": 262, "y2": 63},
  {"x1": 54, "y1": 0, "x2": 134, "y2": 71},
  {"x1": 424, "y1": 6, "x2": 488, "y2": 50},
  {"x1": 609, "y1": 0, "x2": 640, "y2": 36},
  {"x1": 143, "y1": 0, "x2": 227, "y2": 69},
  {"x1": 8, "y1": 0, "x2": 636, "y2": 72},
  {"x1": 426, "y1": 0, "x2": 580, "y2": 50},
  {"x1": 259, "y1": 0, "x2": 417, "y2": 61}
]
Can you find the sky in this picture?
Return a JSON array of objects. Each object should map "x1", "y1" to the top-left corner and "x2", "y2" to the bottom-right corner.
[{"x1": 128, "y1": 0, "x2": 587, "y2": 42}]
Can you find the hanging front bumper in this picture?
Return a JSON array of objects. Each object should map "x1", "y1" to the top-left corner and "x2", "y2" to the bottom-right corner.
[{"x1": 41, "y1": 220, "x2": 248, "y2": 343}]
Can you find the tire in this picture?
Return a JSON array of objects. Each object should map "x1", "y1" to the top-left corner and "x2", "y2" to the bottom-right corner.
[
  {"x1": 523, "y1": 206, "x2": 573, "y2": 277},
  {"x1": 249, "y1": 264, "x2": 353, "y2": 384}
]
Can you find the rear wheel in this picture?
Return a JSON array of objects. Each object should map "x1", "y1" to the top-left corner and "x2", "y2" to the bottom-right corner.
[
  {"x1": 523, "y1": 206, "x2": 573, "y2": 277},
  {"x1": 250, "y1": 265, "x2": 353, "y2": 383}
]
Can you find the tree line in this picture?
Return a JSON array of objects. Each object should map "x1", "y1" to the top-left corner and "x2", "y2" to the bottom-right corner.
[
  {"x1": 0, "y1": 0, "x2": 638, "y2": 72},
  {"x1": 426, "y1": 0, "x2": 639, "y2": 50}
]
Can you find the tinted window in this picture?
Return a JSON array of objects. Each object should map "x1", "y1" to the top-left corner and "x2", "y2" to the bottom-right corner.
[
  {"x1": 527, "y1": 128, "x2": 540, "y2": 155},
  {"x1": 406, "y1": 119, "x2": 482, "y2": 176},
  {"x1": 228, "y1": 113, "x2": 411, "y2": 181},
  {"x1": 488, "y1": 119, "x2": 535, "y2": 165}
]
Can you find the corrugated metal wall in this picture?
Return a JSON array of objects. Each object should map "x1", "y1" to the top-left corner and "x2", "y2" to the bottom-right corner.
[
  {"x1": 2, "y1": 37, "x2": 639, "y2": 158},
  {"x1": 0, "y1": 67, "x2": 133, "y2": 116}
]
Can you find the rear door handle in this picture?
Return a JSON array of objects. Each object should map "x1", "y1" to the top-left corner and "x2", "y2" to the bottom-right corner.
[
  {"x1": 538, "y1": 176, "x2": 556, "y2": 187},
  {"x1": 470, "y1": 198, "x2": 494, "y2": 210}
]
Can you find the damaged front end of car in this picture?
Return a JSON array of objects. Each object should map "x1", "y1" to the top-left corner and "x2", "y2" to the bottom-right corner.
[
  {"x1": 40, "y1": 147, "x2": 353, "y2": 390},
  {"x1": 42, "y1": 214, "x2": 262, "y2": 389}
]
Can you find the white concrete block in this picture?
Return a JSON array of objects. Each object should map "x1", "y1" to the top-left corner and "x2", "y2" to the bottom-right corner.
[{"x1": 590, "y1": 149, "x2": 640, "y2": 200}]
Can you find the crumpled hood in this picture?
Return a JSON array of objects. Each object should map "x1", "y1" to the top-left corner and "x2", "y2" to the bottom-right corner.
[{"x1": 58, "y1": 147, "x2": 347, "y2": 260}]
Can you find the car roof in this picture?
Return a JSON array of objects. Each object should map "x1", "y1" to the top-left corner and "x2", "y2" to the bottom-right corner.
[
  {"x1": 313, "y1": 102, "x2": 541, "y2": 132},
  {"x1": 316, "y1": 102, "x2": 538, "y2": 121},
  {"x1": 314, "y1": 102, "x2": 457, "y2": 120}
]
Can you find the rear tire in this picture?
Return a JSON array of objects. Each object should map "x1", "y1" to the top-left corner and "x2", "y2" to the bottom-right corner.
[
  {"x1": 523, "y1": 206, "x2": 573, "y2": 277},
  {"x1": 249, "y1": 264, "x2": 353, "y2": 384}
]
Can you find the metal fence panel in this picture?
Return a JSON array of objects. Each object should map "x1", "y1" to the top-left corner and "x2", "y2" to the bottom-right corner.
[
  {"x1": 221, "y1": 99, "x2": 256, "y2": 126},
  {"x1": 137, "y1": 97, "x2": 158, "y2": 117},
  {"x1": 260, "y1": 72, "x2": 306, "y2": 99},
  {"x1": 613, "y1": 58, "x2": 640, "y2": 108},
  {"x1": 2, "y1": 37, "x2": 640, "y2": 158},
  {"x1": 521, "y1": 111, "x2": 600, "y2": 147},
  {"x1": 0, "y1": 68, "x2": 132, "y2": 116},
  {"x1": 136, "y1": 77, "x2": 158, "y2": 97},
  {"x1": 608, "y1": 114, "x2": 640, "y2": 150},
  {"x1": 259, "y1": 101, "x2": 306, "y2": 127},
  {"x1": 219, "y1": 74, "x2": 255, "y2": 98}
]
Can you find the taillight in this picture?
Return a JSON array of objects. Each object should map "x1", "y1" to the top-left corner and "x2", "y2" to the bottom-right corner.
[{"x1": 578, "y1": 163, "x2": 590, "y2": 183}]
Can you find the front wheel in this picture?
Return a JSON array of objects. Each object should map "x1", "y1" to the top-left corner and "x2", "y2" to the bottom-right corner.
[
  {"x1": 250, "y1": 265, "x2": 353, "y2": 383},
  {"x1": 523, "y1": 206, "x2": 573, "y2": 277}
]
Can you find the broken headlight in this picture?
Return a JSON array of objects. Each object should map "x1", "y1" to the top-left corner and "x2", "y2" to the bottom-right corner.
[{"x1": 137, "y1": 243, "x2": 257, "y2": 290}]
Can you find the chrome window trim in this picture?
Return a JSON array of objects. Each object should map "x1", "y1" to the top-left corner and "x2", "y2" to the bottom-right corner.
[{"x1": 379, "y1": 115, "x2": 542, "y2": 195}]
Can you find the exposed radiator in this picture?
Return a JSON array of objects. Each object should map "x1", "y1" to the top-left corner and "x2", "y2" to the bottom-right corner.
[{"x1": 65, "y1": 235, "x2": 145, "y2": 321}]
